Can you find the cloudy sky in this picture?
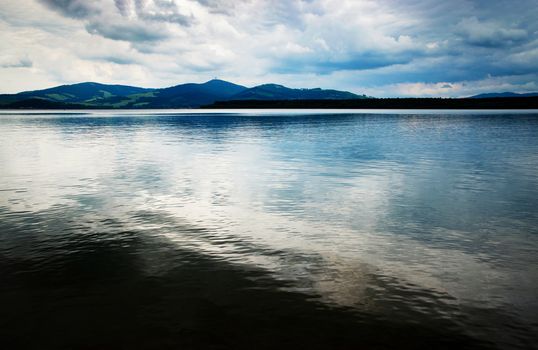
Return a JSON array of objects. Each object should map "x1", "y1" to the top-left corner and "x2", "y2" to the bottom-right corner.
[{"x1": 1, "y1": 0, "x2": 537, "y2": 96}]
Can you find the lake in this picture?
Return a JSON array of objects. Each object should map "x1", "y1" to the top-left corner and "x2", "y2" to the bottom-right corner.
[{"x1": 1, "y1": 109, "x2": 537, "y2": 349}]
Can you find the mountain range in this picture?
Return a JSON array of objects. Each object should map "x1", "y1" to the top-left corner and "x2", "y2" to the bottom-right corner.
[
  {"x1": 2, "y1": 81, "x2": 536, "y2": 109},
  {"x1": 0, "y1": 80, "x2": 368, "y2": 109},
  {"x1": 469, "y1": 92, "x2": 538, "y2": 98}
]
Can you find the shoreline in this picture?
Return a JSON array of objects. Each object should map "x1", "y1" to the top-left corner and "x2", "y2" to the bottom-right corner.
[{"x1": 1, "y1": 96, "x2": 538, "y2": 110}]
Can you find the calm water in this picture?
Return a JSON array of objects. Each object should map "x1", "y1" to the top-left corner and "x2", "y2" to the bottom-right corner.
[{"x1": 1, "y1": 110, "x2": 537, "y2": 349}]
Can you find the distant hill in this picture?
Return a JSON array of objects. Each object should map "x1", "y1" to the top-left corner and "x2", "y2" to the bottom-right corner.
[
  {"x1": 229, "y1": 84, "x2": 366, "y2": 100},
  {"x1": 0, "y1": 82, "x2": 153, "y2": 106},
  {"x1": 0, "y1": 80, "x2": 247, "y2": 109},
  {"x1": 88, "y1": 79, "x2": 249, "y2": 108},
  {"x1": 141, "y1": 79, "x2": 248, "y2": 108},
  {"x1": 4, "y1": 81, "x2": 538, "y2": 109},
  {"x1": 470, "y1": 92, "x2": 538, "y2": 98},
  {"x1": 0, "y1": 80, "x2": 366, "y2": 109}
]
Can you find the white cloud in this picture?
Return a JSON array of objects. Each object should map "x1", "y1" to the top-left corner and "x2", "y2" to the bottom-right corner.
[
  {"x1": 379, "y1": 75, "x2": 538, "y2": 98},
  {"x1": 457, "y1": 16, "x2": 528, "y2": 47},
  {"x1": 0, "y1": 0, "x2": 537, "y2": 95}
]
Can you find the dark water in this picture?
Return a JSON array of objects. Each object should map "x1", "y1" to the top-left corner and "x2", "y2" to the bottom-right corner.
[{"x1": 1, "y1": 110, "x2": 537, "y2": 349}]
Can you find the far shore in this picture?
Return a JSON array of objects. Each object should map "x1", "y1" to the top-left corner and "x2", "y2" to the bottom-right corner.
[{"x1": 1, "y1": 96, "x2": 538, "y2": 110}]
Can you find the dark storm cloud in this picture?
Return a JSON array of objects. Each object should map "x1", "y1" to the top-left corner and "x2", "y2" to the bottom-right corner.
[
  {"x1": 274, "y1": 51, "x2": 419, "y2": 75},
  {"x1": 85, "y1": 21, "x2": 168, "y2": 42},
  {"x1": 114, "y1": 0, "x2": 193, "y2": 25},
  {"x1": 141, "y1": 12, "x2": 193, "y2": 26},
  {"x1": 268, "y1": 0, "x2": 538, "y2": 86},
  {"x1": 38, "y1": 0, "x2": 100, "y2": 18},
  {"x1": 457, "y1": 17, "x2": 528, "y2": 48},
  {"x1": 37, "y1": 0, "x2": 191, "y2": 43},
  {"x1": 114, "y1": 0, "x2": 131, "y2": 16}
]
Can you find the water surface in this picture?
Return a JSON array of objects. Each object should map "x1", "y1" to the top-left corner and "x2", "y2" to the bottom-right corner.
[{"x1": 1, "y1": 110, "x2": 537, "y2": 349}]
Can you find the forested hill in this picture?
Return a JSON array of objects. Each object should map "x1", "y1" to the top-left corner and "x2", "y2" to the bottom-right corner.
[{"x1": 0, "y1": 80, "x2": 363, "y2": 109}]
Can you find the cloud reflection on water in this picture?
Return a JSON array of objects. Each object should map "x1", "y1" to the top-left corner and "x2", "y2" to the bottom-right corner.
[{"x1": 1, "y1": 111, "x2": 537, "y2": 348}]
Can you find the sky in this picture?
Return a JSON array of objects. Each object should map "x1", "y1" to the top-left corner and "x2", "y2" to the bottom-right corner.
[{"x1": 0, "y1": 0, "x2": 537, "y2": 97}]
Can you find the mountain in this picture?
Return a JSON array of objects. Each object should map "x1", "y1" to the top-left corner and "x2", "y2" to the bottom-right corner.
[
  {"x1": 91, "y1": 79, "x2": 248, "y2": 108},
  {"x1": 0, "y1": 82, "x2": 153, "y2": 106},
  {"x1": 229, "y1": 84, "x2": 366, "y2": 100},
  {"x1": 470, "y1": 92, "x2": 538, "y2": 98},
  {"x1": 140, "y1": 79, "x2": 247, "y2": 108},
  {"x1": 0, "y1": 80, "x2": 368, "y2": 109}
]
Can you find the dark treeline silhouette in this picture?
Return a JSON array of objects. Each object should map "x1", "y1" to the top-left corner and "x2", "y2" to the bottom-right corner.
[
  {"x1": 3, "y1": 96, "x2": 538, "y2": 110},
  {"x1": 4, "y1": 98, "x2": 89, "y2": 109},
  {"x1": 204, "y1": 97, "x2": 538, "y2": 109}
]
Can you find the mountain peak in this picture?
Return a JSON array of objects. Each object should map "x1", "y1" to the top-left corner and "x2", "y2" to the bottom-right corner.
[
  {"x1": 202, "y1": 79, "x2": 245, "y2": 88},
  {"x1": 204, "y1": 78, "x2": 230, "y2": 84}
]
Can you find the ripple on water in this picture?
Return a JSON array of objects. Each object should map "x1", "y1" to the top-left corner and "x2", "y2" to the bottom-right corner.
[{"x1": 1, "y1": 111, "x2": 537, "y2": 349}]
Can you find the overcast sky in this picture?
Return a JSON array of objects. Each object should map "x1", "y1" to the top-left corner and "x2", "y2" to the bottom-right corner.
[{"x1": 1, "y1": 0, "x2": 537, "y2": 96}]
